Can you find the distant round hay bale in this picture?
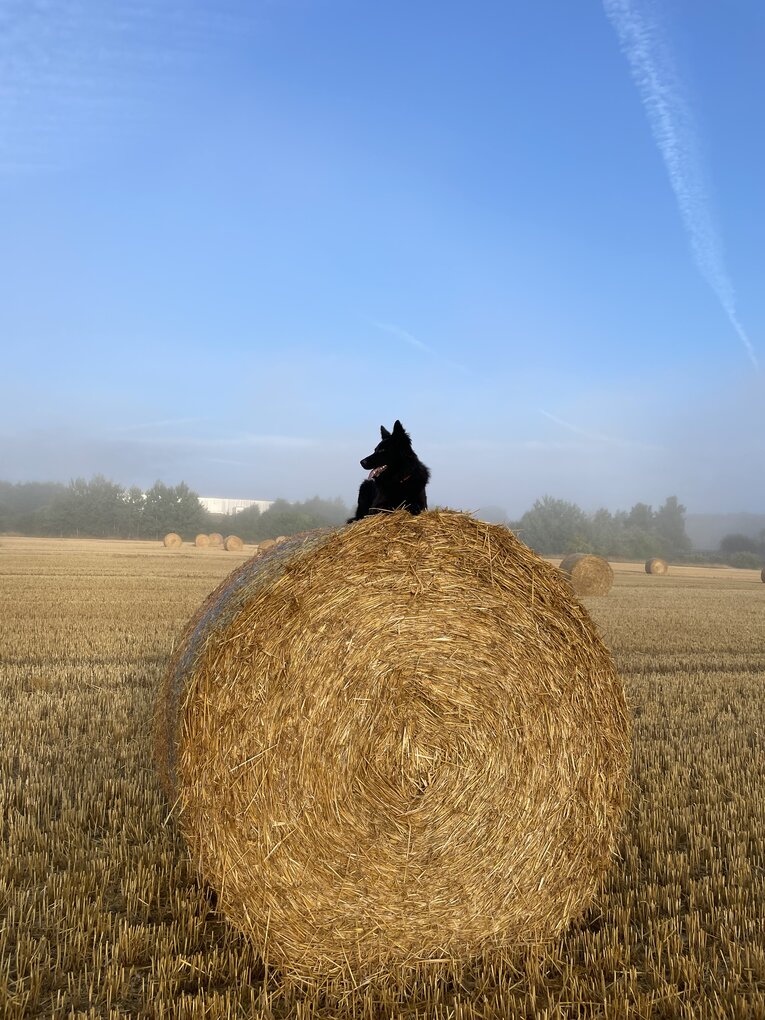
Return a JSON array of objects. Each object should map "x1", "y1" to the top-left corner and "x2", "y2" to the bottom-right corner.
[
  {"x1": 275, "y1": 535, "x2": 288, "y2": 544},
  {"x1": 559, "y1": 553, "x2": 613, "y2": 596},
  {"x1": 162, "y1": 533, "x2": 182, "y2": 549},
  {"x1": 761, "y1": 567, "x2": 765, "y2": 583},
  {"x1": 208, "y1": 533, "x2": 224, "y2": 548},
  {"x1": 645, "y1": 557, "x2": 668, "y2": 575},
  {"x1": 224, "y1": 535, "x2": 244, "y2": 552},
  {"x1": 195, "y1": 534, "x2": 210, "y2": 548},
  {"x1": 155, "y1": 511, "x2": 630, "y2": 984},
  {"x1": 258, "y1": 538, "x2": 277, "y2": 552}
]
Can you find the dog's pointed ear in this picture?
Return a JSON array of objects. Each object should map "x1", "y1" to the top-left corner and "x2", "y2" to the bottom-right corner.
[
  {"x1": 392, "y1": 420, "x2": 405, "y2": 435},
  {"x1": 380, "y1": 425, "x2": 391, "y2": 439}
]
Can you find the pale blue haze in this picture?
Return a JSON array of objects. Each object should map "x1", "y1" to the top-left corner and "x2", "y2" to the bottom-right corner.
[{"x1": 1, "y1": 0, "x2": 763, "y2": 514}]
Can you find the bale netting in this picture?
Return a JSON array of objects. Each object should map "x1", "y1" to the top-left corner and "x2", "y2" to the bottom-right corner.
[
  {"x1": 195, "y1": 534, "x2": 210, "y2": 548},
  {"x1": 224, "y1": 535, "x2": 244, "y2": 552},
  {"x1": 162, "y1": 532, "x2": 182, "y2": 549},
  {"x1": 559, "y1": 553, "x2": 614, "y2": 596},
  {"x1": 645, "y1": 557, "x2": 669, "y2": 575},
  {"x1": 154, "y1": 510, "x2": 630, "y2": 985},
  {"x1": 208, "y1": 533, "x2": 224, "y2": 548}
]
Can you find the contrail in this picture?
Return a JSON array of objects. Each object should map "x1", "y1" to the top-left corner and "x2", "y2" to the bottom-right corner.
[
  {"x1": 370, "y1": 320, "x2": 433, "y2": 353},
  {"x1": 603, "y1": 0, "x2": 758, "y2": 370}
]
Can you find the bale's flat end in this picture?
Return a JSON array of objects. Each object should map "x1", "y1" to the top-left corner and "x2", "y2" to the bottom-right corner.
[
  {"x1": 559, "y1": 553, "x2": 614, "y2": 595},
  {"x1": 155, "y1": 510, "x2": 630, "y2": 984}
]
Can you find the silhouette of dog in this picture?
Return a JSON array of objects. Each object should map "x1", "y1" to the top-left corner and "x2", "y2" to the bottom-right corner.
[{"x1": 348, "y1": 420, "x2": 430, "y2": 522}]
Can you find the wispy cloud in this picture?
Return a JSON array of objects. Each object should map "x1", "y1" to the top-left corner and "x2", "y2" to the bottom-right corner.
[
  {"x1": 369, "y1": 319, "x2": 469, "y2": 373},
  {"x1": 0, "y1": 1, "x2": 258, "y2": 173},
  {"x1": 370, "y1": 320, "x2": 434, "y2": 353},
  {"x1": 128, "y1": 433, "x2": 320, "y2": 451},
  {"x1": 603, "y1": 0, "x2": 758, "y2": 370},
  {"x1": 540, "y1": 409, "x2": 659, "y2": 450},
  {"x1": 113, "y1": 417, "x2": 205, "y2": 433}
]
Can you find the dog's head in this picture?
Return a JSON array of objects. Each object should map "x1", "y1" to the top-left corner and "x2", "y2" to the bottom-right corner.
[{"x1": 360, "y1": 420, "x2": 411, "y2": 476}]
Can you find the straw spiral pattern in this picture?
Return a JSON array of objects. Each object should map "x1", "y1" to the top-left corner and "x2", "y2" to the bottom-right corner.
[
  {"x1": 155, "y1": 511, "x2": 629, "y2": 983},
  {"x1": 559, "y1": 553, "x2": 614, "y2": 596}
]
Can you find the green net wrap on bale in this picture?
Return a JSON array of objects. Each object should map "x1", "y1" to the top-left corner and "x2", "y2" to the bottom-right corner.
[
  {"x1": 154, "y1": 510, "x2": 630, "y2": 984},
  {"x1": 559, "y1": 553, "x2": 614, "y2": 596},
  {"x1": 645, "y1": 558, "x2": 668, "y2": 575}
]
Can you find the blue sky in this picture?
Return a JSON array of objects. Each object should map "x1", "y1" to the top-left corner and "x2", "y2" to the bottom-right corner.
[{"x1": 1, "y1": 0, "x2": 763, "y2": 515}]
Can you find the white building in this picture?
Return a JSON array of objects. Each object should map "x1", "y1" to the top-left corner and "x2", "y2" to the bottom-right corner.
[{"x1": 199, "y1": 497, "x2": 275, "y2": 516}]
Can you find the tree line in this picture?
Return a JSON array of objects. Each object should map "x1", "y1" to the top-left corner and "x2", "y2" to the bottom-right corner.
[
  {"x1": 0, "y1": 477, "x2": 759, "y2": 563},
  {"x1": 509, "y1": 495, "x2": 693, "y2": 560},
  {"x1": 0, "y1": 477, "x2": 348, "y2": 542}
]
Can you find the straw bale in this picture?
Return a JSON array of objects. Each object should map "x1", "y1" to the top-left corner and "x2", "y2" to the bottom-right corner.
[
  {"x1": 208, "y1": 533, "x2": 224, "y2": 548},
  {"x1": 162, "y1": 533, "x2": 182, "y2": 549},
  {"x1": 155, "y1": 511, "x2": 630, "y2": 984},
  {"x1": 224, "y1": 535, "x2": 244, "y2": 552},
  {"x1": 258, "y1": 538, "x2": 277, "y2": 552},
  {"x1": 559, "y1": 553, "x2": 613, "y2": 596},
  {"x1": 195, "y1": 534, "x2": 210, "y2": 548},
  {"x1": 645, "y1": 557, "x2": 668, "y2": 575},
  {"x1": 761, "y1": 567, "x2": 765, "y2": 583}
]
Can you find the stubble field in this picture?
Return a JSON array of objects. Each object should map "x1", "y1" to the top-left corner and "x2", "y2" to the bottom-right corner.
[{"x1": 1, "y1": 535, "x2": 764, "y2": 1019}]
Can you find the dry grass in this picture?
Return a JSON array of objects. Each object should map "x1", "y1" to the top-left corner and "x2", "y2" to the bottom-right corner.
[{"x1": 1, "y1": 535, "x2": 764, "y2": 1017}]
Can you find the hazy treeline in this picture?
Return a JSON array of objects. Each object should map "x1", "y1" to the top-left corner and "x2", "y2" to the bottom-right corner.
[
  {"x1": 0, "y1": 477, "x2": 349, "y2": 542},
  {"x1": 507, "y1": 495, "x2": 694, "y2": 560},
  {"x1": 1, "y1": 478, "x2": 760, "y2": 563}
]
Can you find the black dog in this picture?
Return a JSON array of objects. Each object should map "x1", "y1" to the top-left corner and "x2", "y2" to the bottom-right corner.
[{"x1": 348, "y1": 420, "x2": 430, "y2": 522}]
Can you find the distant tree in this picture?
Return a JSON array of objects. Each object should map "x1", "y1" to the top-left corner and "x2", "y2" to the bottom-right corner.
[
  {"x1": 247, "y1": 496, "x2": 349, "y2": 541},
  {"x1": 720, "y1": 533, "x2": 760, "y2": 556},
  {"x1": 728, "y1": 551, "x2": 762, "y2": 569},
  {"x1": 516, "y1": 496, "x2": 591, "y2": 555},
  {"x1": 46, "y1": 476, "x2": 127, "y2": 537},
  {"x1": 142, "y1": 481, "x2": 208, "y2": 539},
  {"x1": 627, "y1": 502, "x2": 654, "y2": 532},
  {"x1": 0, "y1": 481, "x2": 67, "y2": 533},
  {"x1": 589, "y1": 508, "x2": 618, "y2": 556},
  {"x1": 123, "y1": 486, "x2": 146, "y2": 539},
  {"x1": 654, "y1": 496, "x2": 691, "y2": 558}
]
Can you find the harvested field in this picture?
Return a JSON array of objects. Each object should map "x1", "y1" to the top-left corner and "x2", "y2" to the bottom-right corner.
[{"x1": 1, "y1": 535, "x2": 764, "y2": 1018}]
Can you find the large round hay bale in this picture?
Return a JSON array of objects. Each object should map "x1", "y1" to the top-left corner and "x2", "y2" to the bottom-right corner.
[
  {"x1": 258, "y1": 538, "x2": 277, "y2": 552},
  {"x1": 162, "y1": 533, "x2": 182, "y2": 549},
  {"x1": 761, "y1": 567, "x2": 765, "y2": 583},
  {"x1": 195, "y1": 533, "x2": 210, "y2": 548},
  {"x1": 559, "y1": 553, "x2": 613, "y2": 596},
  {"x1": 155, "y1": 511, "x2": 630, "y2": 984},
  {"x1": 208, "y1": 533, "x2": 224, "y2": 548},
  {"x1": 645, "y1": 557, "x2": 668, "y2": 575},
  {"x1": 224, "y1": 535, "x2": 243, "y2": 552}
]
